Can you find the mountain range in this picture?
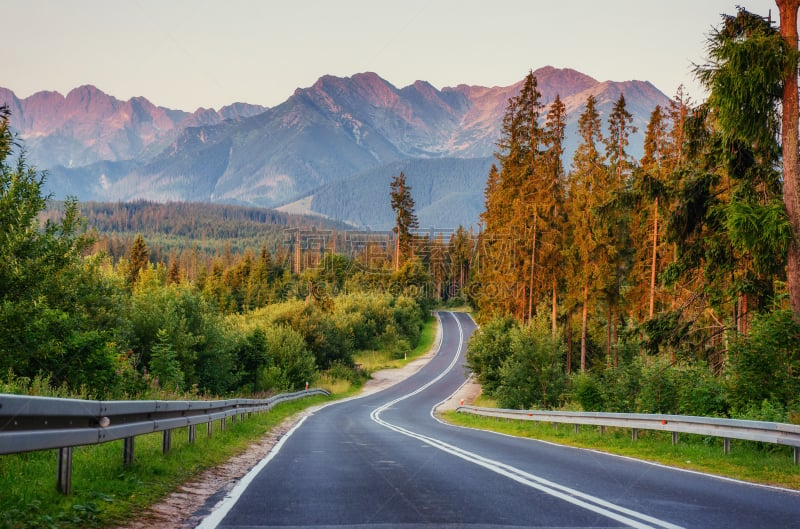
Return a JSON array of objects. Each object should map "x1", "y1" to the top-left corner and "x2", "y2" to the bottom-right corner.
[{"x1": 1, "y1": 67, "x2": 671, "y2": 229}]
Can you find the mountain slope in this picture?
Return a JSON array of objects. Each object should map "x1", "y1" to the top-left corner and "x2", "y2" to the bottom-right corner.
[
  {"x1": 281, "y1": 157, "x2": 495, "y2": 230},
  {"x1": 1, "y1": 67, "x2": 671, "y2": 226},
  {"x1": 0, "y1": 85, "x2": 266, "y2": 169}
]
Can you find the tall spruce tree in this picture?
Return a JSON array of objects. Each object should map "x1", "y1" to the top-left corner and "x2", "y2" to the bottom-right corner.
[
  {"x1": 602, "y1": 93, "x2": 638, "y2": 363},
  {"x1": 566, "y1": 95, "x2": 608, "y2": 372},
  {"x1": 390, "y1": 171, "x2": 419, "y2": 271},
  {"x1": 634, "y1": 105, "x2": 670, "y2": 321},
  {"x1": 539, "y1": 94, "x2": 567, "y2": 334},
  {"x1": 477, "y1": 71, "x2": 546, "y2": 318},
  {"x1": 129, "y1": 233, "x2": 150, "y2": 285}
]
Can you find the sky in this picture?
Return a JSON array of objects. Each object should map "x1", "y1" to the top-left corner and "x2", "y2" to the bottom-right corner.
[{"x1": 6, "y1": 0, "x2": 779, "y2": 112}]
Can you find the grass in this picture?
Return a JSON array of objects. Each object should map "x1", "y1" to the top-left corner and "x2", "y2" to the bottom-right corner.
[
  {"x1": 354, "y1": 315, "x2": 438, "y2": 372},
  {"x1": 441, "y1": 410, "x2": 800, "y2": 490},
  {"x1": 0, "y1": 394, "x2": 332, "y2": 529}
]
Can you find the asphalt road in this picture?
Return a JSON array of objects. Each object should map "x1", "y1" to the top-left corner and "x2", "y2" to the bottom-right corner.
[{"x1": 199, "y1": 311, "x2": 800, "y2": 529}]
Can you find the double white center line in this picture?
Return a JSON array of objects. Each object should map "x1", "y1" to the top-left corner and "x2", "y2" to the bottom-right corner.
[{"x1": 370, "y1": 312, "x2": 684, "y2": 529}]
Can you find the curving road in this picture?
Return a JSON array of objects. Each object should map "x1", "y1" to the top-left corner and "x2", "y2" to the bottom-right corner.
[{"x1": 199, "y1": 311, "x2": 800, "y2": 529}]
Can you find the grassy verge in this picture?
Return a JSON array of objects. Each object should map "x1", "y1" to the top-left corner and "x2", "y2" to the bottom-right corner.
[
  {"x1": 354, "y1": 315, "x2": 438, "y2": 372},
  {"x1": 0, "y1": 394, "x2": 332, "y2": 529},
  {"x1": 441, "y1": 411, "x2": 800, "y2": 490},
  {"x1": 0, "y1": 317, "x2": 441, "y2": 529}
]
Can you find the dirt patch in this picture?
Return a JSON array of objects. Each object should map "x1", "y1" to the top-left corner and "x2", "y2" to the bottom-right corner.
[
  {"x1": 435, "y1": 376, "x2": 482, "y2": 412},
  {"x1": 115, "y1": 316, "x2": 446, "y2": 529}
]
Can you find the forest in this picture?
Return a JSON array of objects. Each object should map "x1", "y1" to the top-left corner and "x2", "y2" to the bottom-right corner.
[
  {"x1": 465, "y1": 8, "x2": 800, "y2": 423},
  {"x1": 1, "y1": 7, "x2": 798, "y2": 427},
  {"x1": 0, "y1": 101, "x2": 450, "y2": 398}
]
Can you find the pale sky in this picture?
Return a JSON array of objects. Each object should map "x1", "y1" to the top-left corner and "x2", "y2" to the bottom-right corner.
[{"x1": 6, "y1": 0, "x2": 779, "y2": 112}]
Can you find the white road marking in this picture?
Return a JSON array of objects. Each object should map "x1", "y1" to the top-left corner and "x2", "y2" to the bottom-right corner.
[
  {"x1": 370, "y1": 312, "x2": 685, "y2": 529},
  {"x1": 195, "y1": 415, "x2": 309, "y2": 529}
]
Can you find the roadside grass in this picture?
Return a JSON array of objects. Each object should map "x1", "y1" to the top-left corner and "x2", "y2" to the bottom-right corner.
[
  {"x1": 354, "y1": 315, "x2": 438, "y2": 372},
  {"x1": 441, "y1": 411, "x2": 800, "y2": 490},
  {"x1": 0, "y1": 394, "x2": 332, "y2": 529},
  {"x1": 0, "y1": 316, "x2": 441, "y2": 529}
]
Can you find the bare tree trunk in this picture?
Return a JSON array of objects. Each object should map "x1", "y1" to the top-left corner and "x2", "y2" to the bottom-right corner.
[
  {"x1": 607, "y1": 304, "x2": 612, "y2": 367},
  {"x1": 778, "y1": 0, "x2": 800, "y2": 318},
  {"x1": 295, "y1": 230, "x2": 301, "y2": 275},
  {"x1": 649, "y1": 198, "x2": 658, "y2": 319},
  {"x1": 566, "y1": 313, "x2": 572, "y2": 374},
  {"x1": 528, "y1": 213, "x2": 538, "y2": 323},
  {"x1": 394, "y1": 235, "x2": 399, "y2": 272},
  {"x1": 552, "y1": 276, "x2": 558, "y2": 337},
  {"x1": 581, "y1": 279, "x2": 589, "y2": 373}
]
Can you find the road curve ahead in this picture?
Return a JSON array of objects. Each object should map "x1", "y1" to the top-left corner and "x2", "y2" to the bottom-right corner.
[{"x1": 200, "y1": 311, "x2": 800, "y2": 529}]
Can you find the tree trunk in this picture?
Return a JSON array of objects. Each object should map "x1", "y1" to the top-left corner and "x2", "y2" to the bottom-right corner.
[
  {"x1": 606, "y1": 304, "x2": 612, "y2": 367},
  {"x1": 581, "y1": 278, "x2": 589, "y2": 373},
  {"x1": 528, "y1": 213, "x2": 538, "y2": 323},
  {"x1": 566, "y1": 313, "x2": 572, "y2": 374},
  {"x1": 552, "y1": 276, "x2": 558, "y2": 337},
  {"x1": 649, "y1": 198, "x2": 658, "y2": 319},
  {"x1": 394, "y1": 235, "x2": 399, "y2": 272},
  {"x1": 778, "y1": 0, "x2": 800, "y2": 318}
]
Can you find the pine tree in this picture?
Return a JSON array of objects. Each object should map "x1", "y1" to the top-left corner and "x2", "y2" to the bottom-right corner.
[
  {"x1": 565, "y1": 95, "x2": 608, "y2": 372},
  {"x1": 390, "y1": 172, "x2": 419, "y2": 271},
  {"x1": 128, "y1": 233, "x2": 149, "y2": 285},
  {"x1": 601, "y1": 94, "x2": 638, "y2": 363},
  {"x1": 477, "y1": 72, "x2": 546, "y2": 318},
  {"x1": 540, "y1": 94, "x2": 567, "y2": 334},
  {"x1": 635, "y1": 105, "x2": 670, "y2": 320},
  {"x1": 149, "y1": 328, "x2": 184, "y2": 391}
]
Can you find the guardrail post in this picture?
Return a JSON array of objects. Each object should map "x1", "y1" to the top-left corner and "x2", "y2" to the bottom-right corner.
[
  {"x1": 574, "y1": 424, "x2": 580, "y2": 434},
  {"x1": 794, "y1": 447, "x2": 799, "y2": 465},
  {"x1": 723, "y1": 438, "x2": 731, "y2": 454},
  {"x1": 57, "y1": 447, "x2": 72, "y2": 495},
  {"x1": 123, "y1": 436, "x2": 135, "y2": 466},
  {"x1": 632, "y1": 428, "x2": 639, "y2": 441},
  {"x1": 189, "y1": 424, "x2": 197, "y2": 444},
  {"x1": 600, "y1": 425, "x2": 605, "y2": 435},
  {"x1": 672, "y1": 432, "x2": 679, "y2": 445},
  {"x1": 552, "y1": 422, "x2": 558, "y2": 431},
  {"x1": 220, "y1": 417, "x2": 227, "y2": 431},
  {"x1": 207, "y1": 420, "x2": 213, "y2": 437},
  {"x1": 162, "y1": 429, "x2": 172, "y2": 454}
]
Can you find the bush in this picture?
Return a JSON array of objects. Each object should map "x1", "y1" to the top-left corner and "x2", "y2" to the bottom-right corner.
[
  {"x1": 728, "y1": 309, "x2": 800, "y2": 414},
  {"x1": 571, "y1": 373, "x2": 605, "y2": 411},
  {"x1": 676, "y1": 363, "x2": 728, "y2": 417},
  {"x1": 466, "y1": 316, "x2": 517, "y2": 395},
  {"x1": 495, "y1": 314, "x2": 567, "y2": 410},
  {"x1": 637, "y1": 357, "x2": 680, "y2": 414},
  {"x1": 597, "y1": 360, "x2": 642, "y2": 413}
]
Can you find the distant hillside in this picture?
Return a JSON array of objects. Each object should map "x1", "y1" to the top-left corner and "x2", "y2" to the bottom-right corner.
[
  {"x1": 43, "y1": 200, "x2": 352, "y2": 263},
  {"x1": 281, "y1": 158, "x2": 495, "y2": 230}
]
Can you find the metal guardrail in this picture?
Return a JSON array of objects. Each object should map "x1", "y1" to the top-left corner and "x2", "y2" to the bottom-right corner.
[
  {"x1": 456, "y1": 405, "x2": 800, "y2": 464},
  {"x1": 0, "y1": 389, "x2": 329, "y2": 493}
]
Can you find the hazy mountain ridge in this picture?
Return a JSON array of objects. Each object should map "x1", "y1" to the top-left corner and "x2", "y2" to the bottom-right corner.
[
  {"x1": 1, "y1": 67, "x2": 671, "y2": 227},
  {"x1": 0, "y1": 85, "x2": 267, "y2": 168}
]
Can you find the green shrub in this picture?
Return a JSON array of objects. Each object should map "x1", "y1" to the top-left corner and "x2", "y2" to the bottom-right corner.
[
  {"x1": 676, "y1": 363, "x2": 728, "y2": 417},
  {"x1": 466, "y1": 315, "x2": 517, "y2": 395},
  {"x1": 495, "y1": 314, "x2": 567, "y2": 410},
  {"x1": 571, "y1": 373, "x2": 605, "y2": 411},
  {"x1": 637, "y1": 357, "x2": 680, "y2": 414},
  {"x1": 728, "y1": 309, "x2": 800, "y2": 413}
]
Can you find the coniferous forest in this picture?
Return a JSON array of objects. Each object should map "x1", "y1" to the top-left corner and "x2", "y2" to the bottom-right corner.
[
  {"x1": 1, "y1": 7, "x2": 798, "y2": 427},
  {"x1": 467, "y1": 8, "x2": 800, "y2": 422}
]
